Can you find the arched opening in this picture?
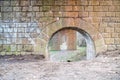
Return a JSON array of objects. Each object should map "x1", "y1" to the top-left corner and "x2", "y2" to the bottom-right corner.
[{"x1": 48, "y1": 27, "x2": 96, "y2": 62}]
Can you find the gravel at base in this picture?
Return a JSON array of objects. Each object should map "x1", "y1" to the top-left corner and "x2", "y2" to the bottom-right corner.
[{"x1": 0, "y1": 50, "x2": 120, "y2": 80}]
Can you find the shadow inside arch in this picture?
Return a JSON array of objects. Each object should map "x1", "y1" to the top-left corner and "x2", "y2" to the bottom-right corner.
[{"x1": 47, "y1": 27, "x2": 96, "y2": 62}]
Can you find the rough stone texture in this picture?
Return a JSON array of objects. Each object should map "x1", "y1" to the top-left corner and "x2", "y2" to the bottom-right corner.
[
  {"x1": 50, "y1": 29, "x2": 76, "y2": 50},
  {"x1": 0, "y1": 0, "x2": 120, "y2": 57},
  {"x1": 0, "y1": 50, "x2": 120, "y2": 80}
]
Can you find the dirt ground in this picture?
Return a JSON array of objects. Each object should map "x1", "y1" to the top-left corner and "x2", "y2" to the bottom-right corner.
[{"x1": 0, "y1": 50, "x2": 120, "y2": 80}]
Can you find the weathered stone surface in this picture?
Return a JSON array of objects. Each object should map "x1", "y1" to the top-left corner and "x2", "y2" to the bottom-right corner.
[
  {"x1": 3, "y1": 45, "x2": 11, "y2": 52},
  {"x1": 11, "y1": 45, "x2": 17, "y2": 52},
  {"x1": 1, "y1": 7, "x2": 13, "y2": 12},
  {"x1": 23, "y1": 45, "x2": 33, "y2": 52},
  {"x1": 107, "y1": 45, "x2": 117, "y2": 50},
  {"x1": 105, "y1": 38, "x2": 114, "y2": 45},
  {"x1": 0, "y1": 45, "x2": 3, "y2": 52},
  {"x1": 0, "y1": 0, "x2": 119, "y2": 56}
]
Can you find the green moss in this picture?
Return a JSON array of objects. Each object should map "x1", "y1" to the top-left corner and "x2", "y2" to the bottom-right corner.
[
  {"x1": 3, "y1": 45, "x2": 11, "y2": 52},
  {"x1": 6, "y1": 46, "x2": 11, "y2": 52}
]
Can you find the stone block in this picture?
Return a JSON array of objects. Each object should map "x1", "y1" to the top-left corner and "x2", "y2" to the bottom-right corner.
[
  {"x1": 21, "y1": 12, "x2": 27, "y2": 17},
  {"x1": 114, "y1": 6, "x2": 120, "y2": 12},
  {"x1": 67, "y1": 0, "x2": 76, "y2": 5},
  {"x1": 112, "y1": 1, "x2": 120, "y2": 5},
  {"x1": 78, "y1": 6, "x2": 84, "y2": 12},
  {"x1": 116, "y1": 45, "x2": 120, "y2": 50},
  {"x1": 31, "y1": 1, "x2": 42, "y2": 6},
  {"x1": 22, "y1": 38, "x2": 29, "y2": 44},
  {"x1": 34, "y1": 45, "x2": 41, "y2": 52},
  {"x1": 108, "y1": 6, "x2": 120, "y2": 12},
  {"x1": 3, "y1": 40, "x2": 7, "y2": 44},
  {"x1": 0, "y1": 27, "x2": 3, "y2": 32},
  {"x1": 20, "y1": 1, "x2": 29, "y2": 6},
  {"x1": 0, "y1": 45, "x2": 3, "y2": 52},
  {"x1": 33, "y1": 6, "x2": 40, "y2": 12},
  {"x1": 11, "y1": 1, "x2": 19, "y2": 6},
  {"x1": 115, "y1": 38, "x2": 120, "y2": 44},
  {"x1": 23, "y1": 45, "x2": 33, "y2": 52},
  {"x1": 107, "y1": 45, "x2": 117, "y2": 50},
  {"x1": 3, "y1": 12, "x2": 13, "y2": 19},
  {"x1": 93, "y1": 6, "x2": 108, "y2": 12},
  {"x1": 55, "y1": 0, "x2": 63, "y2": 5},
  {"x1": 6, "y1": 38, "x2": 12, "y2": 44},
  {"x1": 44, "y1": 12, "x2": 53, "y2": 17},
  {"x1": 17, "y1": 28, "x2": 25, "y2": 33},
  {"x1": 100, "y1": 1, "x2": 112, "y2": 5},
  {"x1": 2, "y1": 1, "x2": 11, "y2": 6},
  {"x1": 22, "y1": 7, "x2": 29, "y2": 11},
  {"x1": 119, "y1": 34, "x2": 120, "y2": 38},
  {"x1": 0, "y1": 40, "x2": 3, "y2": 44},
  {"x1": 88, "y1": 1, "x2": 99, "y2": 5},
  {"x1": 11, "y1": 45, "x2": 17, "y2": 52},
  {"x1": 102, "y1": 33, "x2": 111, "y2": 38},
  {"x1": 111, "y1": 33, "x2": 119, "y2": 38},
  {"x1": 17, "y1": 33, "x2": 24, "y2": 38},
  {"x1": 42, "y1": 6, "x2": 51, "y2": 12},
  {"x1": 100, "y1": 23, "x2": 107, "y2": 28},
  {"x1": 89, "y1": 12, "x2": 106, "y2": 17},
  {"x1": 0, "y1": 1, "x2": 2, "y2": 6},
  {"x1": 19, "y1": 52, "x2": 24, "y2": 55},
  {"x1": 115, "y1": 28, "x2": 120, "y2": 33},
  {"x1": 108, "y1": 23, "x2": 115, "y2": 28},
  {"x1": 15, "y1": 12, "x2": 21, "y2": 18},
  {"x1": 85, "y1": 6, "x2": 93, "y2": 11},
  {"x1": 92, "y1": 17, "x2": 102, "y2": 23},
  {"x1": 0, "y1": 52, "x2": 6, "y2": 55},
  {"x1": 16, "y1": 38, "x2": 22, "y2": 44},
  {"x1": 105, "y1": 28, "x2": 114, "y2": 33},
  {"x1": 53, "y1": 12, "x2": 62, "y2": 17},
  {"x1": 13, "y1": 7, "x2": 21, "y2": 11},
  {"x1": 6, "y1": 52, "x2": 13, "y2": 55},
  {"x1": 73, "y1": 6, "x2": 80, "y2": 11},
  {"x1": 3, "y1": 45, "x2": 11, "y2": 52},
  {"x1": 43, "y1": 0, "x2": 54, "y2": 5},
  {"x1": 59, "y1": 6, "x2": 65, "y2": 12},
  {"x1": 51, "y1": 6, "x2": 60, "y2": 12},
  {"x1": 79, "y1": 12, "x2": 88, "y2": 17},
  {"x1": 65, "y1": 6, "x2": 73, "y2": 11},
  {"x1": 27, "y1": 12, "x2": 36, "y2": 17},
  {"x1": 1, "y1": 7, "x2": 13, "y2": 12},
  {"x1": 105, "y1": 12, "x2": 115, "y2": 17},
  {"x1": 13, "y1": 28, "x2": 17, "y2": 33},
  {"x1": 17, "y1": 45, "x2": 23, "y2": 51},
  {"x1": 115, "y1": 12, "x2": 120, "y2": 17},
  {"x1": 0, "y1": 13, "x2": 1, "y2": 18},
  {"x1": 105, "y1": 38, "x2": 114, "y2": 45},
  {"x1": 77, "y1": 1, "x2": 88, "y2": 5}
]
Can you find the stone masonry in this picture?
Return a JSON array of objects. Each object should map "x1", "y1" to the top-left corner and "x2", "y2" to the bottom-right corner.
[
  {"x1": 50, "y1": 29, "x2": 76, "y2": 50},
  {"x1": 0, "y1": 0, "x2": 120, "y2": 58}
]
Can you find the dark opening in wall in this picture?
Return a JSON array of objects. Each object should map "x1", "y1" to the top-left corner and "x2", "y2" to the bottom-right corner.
[{"x1": 48, "y1": 27, "x2": 96, "y2": 62}]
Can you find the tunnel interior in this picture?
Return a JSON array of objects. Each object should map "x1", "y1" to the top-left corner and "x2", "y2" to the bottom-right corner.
[{"x1": 48, "y1": 27, "x2": 96, "y2": 62}]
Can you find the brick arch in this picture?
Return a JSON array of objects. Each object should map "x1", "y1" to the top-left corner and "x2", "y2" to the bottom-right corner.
[{"x1": 45, "y1": 18, "x2": 107, "y2": 59}]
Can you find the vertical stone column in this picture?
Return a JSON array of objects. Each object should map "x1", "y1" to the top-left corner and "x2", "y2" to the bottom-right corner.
[
  {"x1": 66, "y1": 30, "x2": 76, "y2": 50},
  {"x1": 50, "y1": 29, "x2": 76, "y2": 51}
]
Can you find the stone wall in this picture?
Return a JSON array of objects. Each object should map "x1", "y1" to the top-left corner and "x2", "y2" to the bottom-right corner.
[{"x1": 0, "y1": 0, "x2": 120, "y2": 57}]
